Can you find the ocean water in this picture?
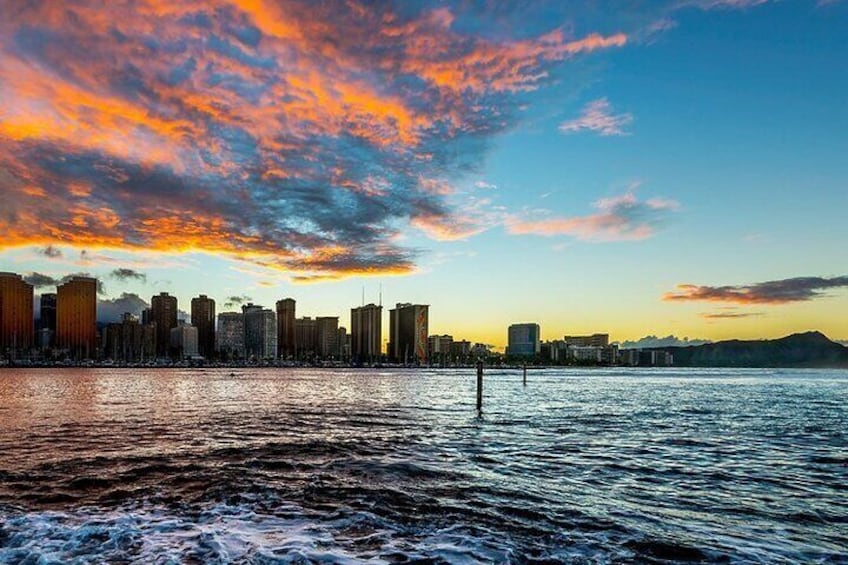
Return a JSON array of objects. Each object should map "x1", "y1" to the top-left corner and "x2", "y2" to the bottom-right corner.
[{"x1": 0, "y1": 367, "x2": 846, "y2": 564}]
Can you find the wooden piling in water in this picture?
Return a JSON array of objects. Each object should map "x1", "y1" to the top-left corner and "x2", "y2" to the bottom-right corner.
[
  {"x1": 476, "y1": 360, "x2": 483, "y2": 412},
  {"x1": 523, "y1": 363, "x2": 527, "y2": 386}
]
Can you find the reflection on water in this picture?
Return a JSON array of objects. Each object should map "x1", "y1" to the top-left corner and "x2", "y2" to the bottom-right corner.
[{"x1": 1, "y1": 368, "x2": 846, "y2": 563}]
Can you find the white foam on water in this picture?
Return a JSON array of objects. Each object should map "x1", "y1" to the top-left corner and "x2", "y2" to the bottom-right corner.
[
  {"x1": 0, "y1": 503, "x2": 387, "y2": 563},
  {"x1": 0, "y1": 503, "x2": 532, "y2": 563}
]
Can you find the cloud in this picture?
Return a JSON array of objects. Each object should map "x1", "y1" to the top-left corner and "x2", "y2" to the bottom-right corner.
[
  {"x1": 664, "y1": 276, "x2": 848, "y2": 305},
  {"x1": 617, "y1": 335, "x2": 712, "y2": 349},
  {"x1": 700, "y1": 310, "x2": 764, "y2": 319},
  {"x1": 559, "y1": 98, "x2": 633, "y2": 136},
  {"x1": 223, "y1": 295, "x2": 252, "y2": 309},
  {"x1": 0, "y1": 1, "x2": 629, "y2": 280},
  {"x1": 506, "y1": 190, "x2": 679, "y2": 241},
  {"x1": 109, "y1": 268, "x2": 147, "y2": 283},
  {"x1": 24, "y1": 271, "x2": 106, "y2": 294},
  {"x1": 24, "y1": 272, "x2": 59, "y2": 289},
  {"x1": 97, "y1": 292, "x2": 149, "y2": 323},
  {"x1": 37, "y1": 245, "x2": 62, "y2": 258}
]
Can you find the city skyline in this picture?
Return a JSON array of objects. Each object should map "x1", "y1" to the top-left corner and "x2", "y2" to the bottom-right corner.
[{"x1": 1, "y1": 1, "x2": 847, "y2": 348}]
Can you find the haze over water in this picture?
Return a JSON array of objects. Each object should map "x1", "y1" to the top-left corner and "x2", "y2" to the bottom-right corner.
[{"x1": 0, "y1": 368, "x2": 846, "y2": 563}]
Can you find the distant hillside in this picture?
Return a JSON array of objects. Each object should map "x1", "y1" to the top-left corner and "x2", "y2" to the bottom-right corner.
[{"x1": 652, "y1": 332, "x2": 848, "y2": 368}]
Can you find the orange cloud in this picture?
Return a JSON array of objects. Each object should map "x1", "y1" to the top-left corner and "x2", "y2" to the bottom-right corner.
[
  {"x1": 0, "y1": 1, "x2": 633, "y2": 279},
  {"x1": 664, "y1": 277, "x2": 848, "y2": 304},
  {"x1": 506, "y1": 191, "x2": 678, "y2": 241}
]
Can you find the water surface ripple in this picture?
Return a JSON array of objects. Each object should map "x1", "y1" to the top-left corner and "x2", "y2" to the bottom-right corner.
[{"x1": 0, "y1": 368, "x2": 846, "y2": 563}]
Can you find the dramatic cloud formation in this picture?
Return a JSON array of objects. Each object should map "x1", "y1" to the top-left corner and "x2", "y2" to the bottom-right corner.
[
  {"x1": 506, "y1": 191, "x2": 679, "y2": 241},
  {"x1": 0, "y1": 1, "x2": 632, "y2": 280},
  {"x1": 559, "y1": 98, "x2": 633, "y2": 136},
  {"x1": 97, "y1": 292, "x2": 149, "y2": 323},
  {"x1": 664, "y1": 276, "x2": 848, "y2": 304},
  {"x1": 110, "y1": 268, "x2": 147, "y2": 283},
  {"x1": 617, "y1": 335, "x2": 712, "y2": 349}
]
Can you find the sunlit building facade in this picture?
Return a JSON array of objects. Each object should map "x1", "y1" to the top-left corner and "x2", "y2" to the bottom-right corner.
[
  {"x1": 0, "y1": 272, "x2": 34, "y2": 355},
  {"x1": 57, "y1": 276, "x2": 97, "y2": 359}
]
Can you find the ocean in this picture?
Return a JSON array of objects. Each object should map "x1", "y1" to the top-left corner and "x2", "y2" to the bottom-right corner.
[{"x1": 0, "y1": 368, "x2": 846, "y2": 563}]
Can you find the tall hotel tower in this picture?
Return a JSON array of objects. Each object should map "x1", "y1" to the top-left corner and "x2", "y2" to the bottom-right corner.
[
  {"x1": 151, "y1": 292, "x2": 178, "y2": 358},
  {"x1": 57, "y1": 276, "x2": 97, "y2": 359},
  {"x1": 191, "y1": 295, "x2": 216, "y2": 359},
  {"x1": 275, "y1": 298, "x2": 296, "y2": 359},
  {"x1": 0, "y1": 272, "x2": 34, "y2": 355}
]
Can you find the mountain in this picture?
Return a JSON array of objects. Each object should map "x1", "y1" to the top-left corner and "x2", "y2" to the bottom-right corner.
[{"x1": 652, "y1": 332, "x2": 848, "y2": 368}]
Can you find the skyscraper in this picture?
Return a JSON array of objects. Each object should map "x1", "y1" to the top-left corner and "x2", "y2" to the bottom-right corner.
[
  {"x1": 40, "y1": 293, "x2": 57, "y2": 334},
  {"x1": 275, "y1": 298, "x2": 296, "y2": 359},
  {"x1": 350, "y1": 303, "x2": 382, "y2": 363},
  {"x1": 170, "y1": 323, "x2": 199, "y2": 359},
  {"x1": 191, "y1": 295, "x2": 216, "y2": 359},
  {"x1": 151, "y1": 292, "x2": 178, "y2": 358},
  {"x1": 216, "y1": 312, "x2": 244, "y2": 359},
  {"x1": 102, "y1": 313, "x2": 155, "y2": 362},
  {"x1": 242, "y1": 304, "x2": 276, "y2": 359},
  {"x1": 294, "y1": 317, "x2": 318, "y2": 359},
  {"x1": 388, "y1": 303, "x2": 428, "y2": 364},
  {"x1": 316, "y1": 316, "x2": 339, "y2": 359},
  {"x1": 57, "y1": 276, "x2": 97, "y2": 359},
  {"x1": 507, "y1": 323, "x2": 541, "y2": 356},
  {"x1": 0, "y1": 272, "x2": 34, "y2": 355}
]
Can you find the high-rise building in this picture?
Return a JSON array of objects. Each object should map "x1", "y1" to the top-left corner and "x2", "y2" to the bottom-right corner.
[
  {"x1": 350, "y1": 303, "x2": 382, "y2": 363},
  {"x1": 40, "y1": 293, "x2": 57, "y2": 334},
  {"x1": 191, "y1": 295, "x2": 216, "y2": 359},
  {"x1": 295, "y1": 317, "x2": 318, "y2": 359},
  {"x1": 451, "y1": 340, "x2": 472, "y2": 359},
  {"x1": 563, "y1": 334, "x2": 610, "y2": 347},
  {"x1": 102, "y1": 313, "x2": 156, "y2": 362},
  {"x1": 316, "y1": 316, "x2": 339, "y2": 359},
  {"x1": 276, "y1": 298, "x2": 296, "y2": 359},
  {"x1": 388, "y1": 303, "x2": 429, "y2": 364},
  {"x1": 428, "y1": 334, "x2": 453, "y2": 356},
  {"x1": 170, "y1": 323, "x2": 199, "y2": 359},
  {"x1": 151, "y1": 292, "x2": 178, "y2": 358},
  {"x1": 216, "y1": 312, "x2": 244, "y2": 359},
  {"x1": 242, "y1": 304, "x2": 276, "y2": 359},
  {"x1": 337, "y1": 326, "x2": 350, "y2": 360},
  {"x1": 507, "y1": 323, "x2": 540, "y2": 356},
  {"x1": 0, "y1": 272, "x2": 34, "y2": 355},
  {"x1": 57, "y1": 276, "x2": 97, "y2": 359}
]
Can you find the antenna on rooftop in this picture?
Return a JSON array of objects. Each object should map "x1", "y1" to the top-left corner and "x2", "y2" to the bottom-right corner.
[
  {"x1": 361, "y1": 285, "x2": 365, "y2": 307},
  {"x1": 379, "y1": 283, "x2": 382, "y2": 307}
]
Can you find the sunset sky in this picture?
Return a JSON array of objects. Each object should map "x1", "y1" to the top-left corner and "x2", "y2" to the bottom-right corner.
[{"x1": 1, "y1": 0, "x2": 847, "y2": 349}]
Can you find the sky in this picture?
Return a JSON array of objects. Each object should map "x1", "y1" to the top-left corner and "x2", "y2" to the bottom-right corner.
[{"x1": 1, "y1": 0, "x2": 847, "y2": 350}]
